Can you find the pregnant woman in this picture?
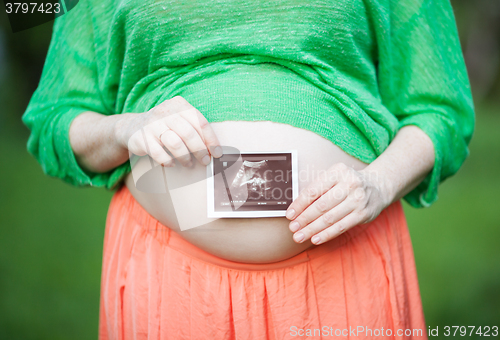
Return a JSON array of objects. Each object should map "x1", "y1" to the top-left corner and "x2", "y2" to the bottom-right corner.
[{"x1": 23, "y1": 0, "x2": 474, "y2": 339}]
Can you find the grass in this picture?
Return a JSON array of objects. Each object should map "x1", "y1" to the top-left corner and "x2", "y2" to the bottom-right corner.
[{"x1": 0, "y1": 105, "x2": 499, "y2": 339}]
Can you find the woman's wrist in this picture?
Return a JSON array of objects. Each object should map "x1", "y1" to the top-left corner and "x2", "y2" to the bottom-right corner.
[
  {"x1": 358, "y1": 166, "x2": 396, "y2": 208},
  {"x1": 361, "y1": 125, "x2": 435, "y2": 206},
  {"x1": 70, "y1": 111, "x2": 132, "y2": 174},
  {"x1": 113, "y1": 112, "x2": 138, "y2": 150}
]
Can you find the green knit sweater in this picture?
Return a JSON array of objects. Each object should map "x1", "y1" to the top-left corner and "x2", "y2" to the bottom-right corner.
[{"x1": 22, "y1": 0, "x2": 474, "y2": 208}]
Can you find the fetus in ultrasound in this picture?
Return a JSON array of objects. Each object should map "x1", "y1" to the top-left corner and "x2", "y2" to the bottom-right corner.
[{"x1": 229, "y1": 160, "x2": 272, "y2": 202}]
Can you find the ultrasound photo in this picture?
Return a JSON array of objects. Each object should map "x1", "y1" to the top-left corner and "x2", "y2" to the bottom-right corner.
[{"x1": 207, "y1": 151, "x2": 298, "y2": 218}]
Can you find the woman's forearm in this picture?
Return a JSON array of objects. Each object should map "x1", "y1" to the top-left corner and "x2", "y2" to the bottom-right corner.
[
  {"x1": 360, "y1": 124, "x2": 436, "y2": 205},
  {"x1": 69, "y1": 111, "x2": 132, "y2": 174},
  {"x1": 68, "y1": 97, "x2": 224, "y2": 175}
]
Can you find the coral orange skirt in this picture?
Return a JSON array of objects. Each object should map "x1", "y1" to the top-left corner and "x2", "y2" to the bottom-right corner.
[{"x1": 98, "y1": 185, "x2": 428, "y2": 339}]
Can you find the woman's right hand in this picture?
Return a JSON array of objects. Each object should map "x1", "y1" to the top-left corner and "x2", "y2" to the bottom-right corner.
[{"x1": 115, "y1": 96, "x2": 223, "y2": 167}]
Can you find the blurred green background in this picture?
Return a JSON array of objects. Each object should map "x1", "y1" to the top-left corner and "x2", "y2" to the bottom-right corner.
[{"x1": 0, "y1": 1, "x2": 499, "y2": 339}]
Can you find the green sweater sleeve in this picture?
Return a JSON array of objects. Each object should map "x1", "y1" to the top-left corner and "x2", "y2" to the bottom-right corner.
[
  {"x1": 376, "y1": 0, "x2": 475, "y2": 208},
  {"x1": 21, "y1": 1, "x2": 129, "y2": 189}
]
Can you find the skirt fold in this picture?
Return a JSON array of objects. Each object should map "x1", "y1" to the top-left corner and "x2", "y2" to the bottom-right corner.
[{"x1": 99, "y1": 186, "x2": 427, "y2": 340}]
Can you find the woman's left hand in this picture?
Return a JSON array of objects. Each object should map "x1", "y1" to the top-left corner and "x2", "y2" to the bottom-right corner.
[{"x1": 285, "y1": 162, "x2": 394, "y2": 245}]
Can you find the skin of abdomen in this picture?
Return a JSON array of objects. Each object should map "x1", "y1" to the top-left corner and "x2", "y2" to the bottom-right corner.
[{"x1": 125, "y1": 121, "x2": 369, "y2": 263}]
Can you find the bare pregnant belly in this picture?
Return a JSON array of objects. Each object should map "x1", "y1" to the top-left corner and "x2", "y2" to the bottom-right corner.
[{"x1": 125, "y1": 121, "x2": 369, "y2": 263}]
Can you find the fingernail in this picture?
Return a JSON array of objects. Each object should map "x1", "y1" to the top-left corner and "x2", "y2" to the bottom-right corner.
[
  {"x1": 213, "y1": 146, "x2": 223, "y2": 158},
  {"x1": 289, "y1": 221, "x2": 300, "y2": 233},
  {"x1": 162, "y1": 161, "x2": 174, "y2": 167},
  {"x1": 294, "y1": 232, "x2": 304, "y2": 243},
  {"x1": 186, "y1": 161, "x2": 193, "y2": 167},
  {"x1": 286, "y1": 209, "x2": 295, "y2": 219},
  {"x1": 311, "y1": 235, "x2": 321, "y2": 244},
  {"x1": 202, "y1": 155, "x2": 211, "y2": 165}
]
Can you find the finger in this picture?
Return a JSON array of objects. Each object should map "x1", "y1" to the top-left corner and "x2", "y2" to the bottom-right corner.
[
  {"x1": 142, "y1": 118, "x2": 170, "y2": 139},
  {"x1": 285, "y1": 165, "x2": 347, "y2": 220},
  {"x1": 159, "y1": 129, "x2": 193, "y2": 167},
  {"x1": 180, "y1": 108, "x2": 223, "y2": 158},
  {"x1": 288, "y1": 183, "x2": 349, "y2": 233},
  {"x1": 144, "y1": 116, "x2": 206, "y2": 166},
  {"x1": 164, "y1": 114, "x2": 211, "y2": 165},
  {"x1": 127, "y1": 130, "x2": 148, "y2": 157},
  {"x1": 142, "y1": 132, "x2": 175, "y2": 167},
  {"x1": 310, "y1": 210, "x2": 365, "y2": 245},
  {"x1": 157, "y1": 96, "x2": 222, "y2": 158},
  {"x1": 292, "y1": 199, "x2": 354, "y2": 243}
]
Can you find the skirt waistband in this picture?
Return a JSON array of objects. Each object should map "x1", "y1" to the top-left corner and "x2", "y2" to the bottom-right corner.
[{"x1": 118, "y1": 185, "x2": 396, "y2": 271}]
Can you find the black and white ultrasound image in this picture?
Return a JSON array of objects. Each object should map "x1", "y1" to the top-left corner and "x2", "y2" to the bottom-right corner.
[{"x1": 213, "y1": 153, "x2": 293, "y2": 212}]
